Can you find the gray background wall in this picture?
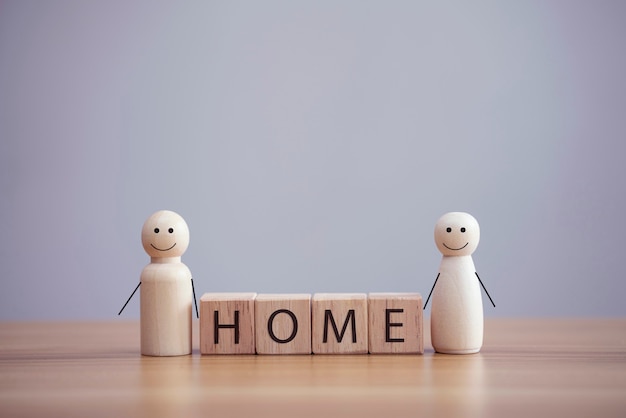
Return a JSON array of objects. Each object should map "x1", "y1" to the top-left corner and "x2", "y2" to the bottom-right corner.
[{"x1": 1, "y1": 1, "x2": 624, "y2": 320}]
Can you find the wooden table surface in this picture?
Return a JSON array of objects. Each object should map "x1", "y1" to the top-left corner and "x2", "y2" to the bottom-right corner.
[{"x1": 1, "y1": 319, "x2": 625, "y2": 418}]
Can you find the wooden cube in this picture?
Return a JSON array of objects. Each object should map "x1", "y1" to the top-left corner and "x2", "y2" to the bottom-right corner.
[
  {"x1": 311, "y1": 293, "x2": 368, "y2": 354},
  {"x1": 368, "y1": 293, "x2": 423, "y2": 354},
  {"x1": 255, "y1": 294, "x2": 311, "y2": 355},
  {"x1": 200, "y1": 293, "x2": 256, "y2": 355}
]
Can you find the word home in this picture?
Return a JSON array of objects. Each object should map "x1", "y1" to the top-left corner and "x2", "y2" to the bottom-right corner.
[{"x1": 199, "y1": 293, "x2": 423, "y2": 355}]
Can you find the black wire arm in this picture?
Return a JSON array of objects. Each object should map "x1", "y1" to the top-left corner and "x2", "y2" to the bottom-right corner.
[
  {"x1": 191, "y1": 278, "x2": 199, "y2": 319},
  {"x1": 118, "y1": 282, "x2": 141, "y2": 315},
  {"x1": 423, "y1": 273, "x2": 440, "y2": 310},
  {"x1": 475, "y1": 272, "x2": 496, "y2": 308}
]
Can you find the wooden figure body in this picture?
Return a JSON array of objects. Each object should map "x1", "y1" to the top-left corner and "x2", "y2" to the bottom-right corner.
[
  {"x1": 426, "y1": 212, "x2": 494, "y2": 354},
  {"x1": 119, "y1": 210, "x2": 197, "y2": 356},
  {"x1": 140, "y1": 256, "x2": 192, "y2": 356}
]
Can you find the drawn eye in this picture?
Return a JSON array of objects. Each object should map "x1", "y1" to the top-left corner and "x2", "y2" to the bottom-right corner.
[
  {"x1": 446, "y1": 227, "x2": 452, "y2": 233},
  {"x1": 154, "y1": 228, "x2": 160, "y2": 233},
  {"x1": 461, "y1": 227, "x2": 466, "y2": 233},
  {"x1": 168, "y1": 228, "x2": 174, "y2": 233}
]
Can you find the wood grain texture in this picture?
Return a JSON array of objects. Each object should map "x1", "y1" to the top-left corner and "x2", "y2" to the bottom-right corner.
[
  {"x1": 199, "y1": 293, "x2": 256, "y2": 354},
  {"x1": 1, "y1": 319, "x2": 625, "y2": 418},
  {"x1": 255, "y1": 294, "x2": 311, "y2": 355},
  {"x1": 368, "y1": 293, "x2": 423, "y2": 354},
  {"x1": 311, "y1": 293, "x2": 368, "y2": 354}
]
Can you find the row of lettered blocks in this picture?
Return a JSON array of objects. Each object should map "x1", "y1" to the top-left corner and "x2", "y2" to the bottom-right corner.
[{"x1": 200, "y1": 292, "x2": 423, "y2": 355}]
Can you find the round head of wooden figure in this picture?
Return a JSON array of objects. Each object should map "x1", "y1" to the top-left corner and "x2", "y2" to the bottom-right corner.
[
  {"x1": 434, "y1": 212, "x2": 480, "y2": 256},
  {"x1": 141, "y1": 210, "x2": 190, "y2": 258}
]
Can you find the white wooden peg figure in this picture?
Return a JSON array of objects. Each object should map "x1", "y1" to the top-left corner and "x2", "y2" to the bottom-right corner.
[
  {"x1": 118, "y1": 210, "x2": 199, "y2": 356},
  {"x1": 424, "y1": 212, "x2": 495, "y2": 354}
]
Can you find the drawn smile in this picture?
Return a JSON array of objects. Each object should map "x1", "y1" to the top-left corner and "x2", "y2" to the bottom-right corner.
[
  {"x1": 443, "y1": 242, "x2": 468, "y2": 251},
  {"x1": 150, "y1": 243, "x2": 177, "y2": 251}
]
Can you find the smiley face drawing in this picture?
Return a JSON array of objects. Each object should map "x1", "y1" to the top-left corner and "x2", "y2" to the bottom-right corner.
[
  {"x1": 434, "y1": 212, "x2": 480, "y2": 257},
  {"x1": 141, "y1": 210, "x2": 190, "y2": 259}
]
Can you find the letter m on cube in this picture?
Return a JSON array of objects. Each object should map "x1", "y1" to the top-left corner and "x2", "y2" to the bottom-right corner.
[{"x1": 312, "y1": 293, "x2": 368, "y2": 354}]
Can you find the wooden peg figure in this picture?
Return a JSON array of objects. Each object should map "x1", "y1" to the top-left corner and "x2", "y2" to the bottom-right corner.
[
  {"x1": 119, "y1": 210, "x2": 198, "y2": 356},
  {"x1": 424, "y1": 212, "x2": 495, "y2": 354}
]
